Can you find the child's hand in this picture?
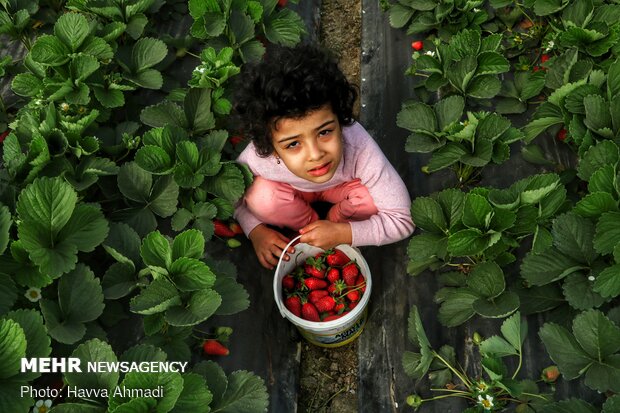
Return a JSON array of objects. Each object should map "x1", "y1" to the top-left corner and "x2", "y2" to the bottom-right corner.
[
  {"x1": 248, "y1": 224, "x2": 296, "y2": 270},
  {"x1": 299, "y1": 220, "x2": 352, "y2": 250}
]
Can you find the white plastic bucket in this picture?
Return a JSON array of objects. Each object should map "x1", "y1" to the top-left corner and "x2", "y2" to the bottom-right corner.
[{"x1": 273, "y1": 236, "x2": 372, "y2": 347}]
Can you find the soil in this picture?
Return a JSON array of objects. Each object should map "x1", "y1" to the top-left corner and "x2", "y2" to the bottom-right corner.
[{"x1": 297, "y1": 0, "x2": 362, "y2": 412}]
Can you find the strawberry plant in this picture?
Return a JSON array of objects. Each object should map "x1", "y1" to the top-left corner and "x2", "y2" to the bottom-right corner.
[
  {"x1": 0, "y1": 0, "x2": 307, "y2": 410},
  {"x1": 397, "y1": 95, "x2": 525, "y2": 185}
]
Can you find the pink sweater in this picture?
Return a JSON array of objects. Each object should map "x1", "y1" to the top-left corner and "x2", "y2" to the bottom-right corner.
[{"x1": 234, "y1": 122, "x2": 415, "y2": 246}]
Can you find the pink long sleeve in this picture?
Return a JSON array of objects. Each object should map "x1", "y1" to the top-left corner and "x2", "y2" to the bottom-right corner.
[{"x1": 234, "y1": 122, "x2": 415, "y2": 245}]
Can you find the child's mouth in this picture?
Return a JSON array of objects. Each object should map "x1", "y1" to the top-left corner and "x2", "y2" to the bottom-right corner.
[{"x1": 308, "y1": 162, "x2": 331, "y2": 177}]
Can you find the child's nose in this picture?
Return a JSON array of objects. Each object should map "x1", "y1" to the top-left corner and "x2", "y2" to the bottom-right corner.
[{"x1": 307, "y1": 139, "x2": 325, "y2": 161}]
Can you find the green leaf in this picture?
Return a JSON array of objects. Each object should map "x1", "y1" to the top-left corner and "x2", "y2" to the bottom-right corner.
[
  {"x1": 446, "y1": 56, "x2": 477, "y2": 92},
  {"x1": 584, "y1": 355, "x2": 620, "y2": 394},
  {"x1": 546, "y1": 48, "x2": 578, "y2": 90},
  {"x1": 584, "y1": 94, "x2": 612, "y2": 132},
  {"x1": 184, "y1": 88, "x2": 215, "y2": 134},
  {"x1": 213, "y1": 277, "x2": 250, "y2": 315},
  {"x1": 170, "y1": 373, "x2": 213, "y2": 413},
  {"x1": 404, "y1": 133, "x2": 444, "y2": 153},
  {"x1": 210, "y1": 371, "x2": 268, "y2": 413},
  {"x1": 434, "y1": 95, "x2": 464, "y2": 131},
  {"x1": 31, "y1": 35, "x2": 70, "y2": 66},
  {"x1": 436, "y1": 288, "x2": 478, "y2": 327},
  {"x1": 467, "y1": 75, "x2": 501, "y2": 99},
  {"x1": 59, "y1": 204, "x2": 109, "y2": 253},
  {"x1": 65, "y1": 339, "x2": 119, "y2": 394},
  {"x1": 11, "y1": 73, "x2": 43, "y2": 97},
  {"x1": 55, "y1": 13, "x2": 90, "y2": 52},
  {"x1": 135, "y1": 145, "x2": 174, "y2": 174},
  {"x1": 607, "y1": 60, "x2": 620, "y2": 102},
  {"x1": 40, "y1": 300, "x2": 85, "y2": 344},
  {"x1": 5, "y1": 309, "x2": 51, "y2": 381},
  {"x1": 130, "y1": 278, "x2": 181, "y2": 315},
  {"x1": 407, "y1": 306, "x2": 431, "y2": 349},
  {"x1": 0, "y1": 318, "x2": 26, "y2": 379},
  {"x1": 563, "y1": 272, "x2": 607, "y2": 310},
  {"x1": 576, "y1": 192, "x2": 618, "y2": 219},
  {"x1": 427, "y1": 143, "x2": 467, "y2": 172},
  {"x1": 59, "y1": 264, "x2": 105, "y2": 323},
  {"x1": 552, "y1": 212, "x2": 598, "y2": 264},
  {"x1": 140, "y1": 101, "x2": 187, "y2": 129},
  {"x1": 410, "y1": 197, "x2": 447, "y2": 233},
  {"x1": 172, "y1": 229, "x2": 204, "y2": 261},
  {"x1": 102, "y1": 262, "x2": 137, "y2": 299},
  {"x1": 594, "y1": 212, "x2": 620, "y2": 255},
  {"x1": 447, "y1": 229, "x2": 488, "y2": 256},
  {"x1": 141, "y1": 231, "x2": 172, "y2": 269},
  {"x1": 192, "y1": 361, "x2": 227, "y2": 405},
  {"x1": 165, "y1": 289, "x2": 221, "y2": 326},
  {"x1": 521, "y1": 248, "x2": 586, "y2": 286},
  {"x1": 578, "y1": 140, "x2": 619, "y2": 181},
  {"x1": 593, "y1": 264, "x2": 620, "y2": 298},
  {"x1": 480, "y1": 336, "x2": 518, "y2": 357},
  {"x1": 110, "y1": 371, "x2": 183, "y2": 412},
  {"x1": 539, "y1": 322, "x2": 592, "y2": 379},
  {"x1": 397, "y1": 102, "x2": 437, "y2": 133},
  {"x1": 169, "y1": 258, "x2": 216, "y2": 291},
  {"x1": 131, "y1": 37, "x2": 167, "y2": 71},
  {"x1": 462, "y1": 194, "x2": 493, "y2": 229},
  {"x1": 263, "y1": 9, "x2": 305, "y2": 47},
  {"x1": 467, "y1": 261, "x2": 505, "y2": 299},
  {"x1": 473, "y1": 291, "x2": 520, "y2": 318},
  {"x1": 477, "y1": 52, "x2": 509, "y2": 75},
  {"x1": 203, "y1": 163, "x2": 245, "y2": 203},
  {"x1": 573, "y1": 309, "x2": 620, "y2": 359}
]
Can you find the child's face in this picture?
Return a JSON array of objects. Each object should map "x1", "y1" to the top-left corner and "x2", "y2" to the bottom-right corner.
[{"x1": 271, "y1": 105, "x2": 343, "y2": 183}]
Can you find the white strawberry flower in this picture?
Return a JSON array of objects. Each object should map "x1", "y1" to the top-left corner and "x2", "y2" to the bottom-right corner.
[
  {"x1": 424, "y1": 50, "x2": 436, "y2": 57},
  {"x1": 588, "y1": 275, "x2": 595, "y2": 281},
  {"x1": 478, "y1": 394, "x2": 494, "y2": 410},
  {"x1": 32, "y1": 399, "x2": 52, "y2": 413},
  {"x1": 25, "y1": 287, "x2": 42, "y2": 303},
  {"x1": 545, "y1": 41, "x2": 555, "y2": 52}
]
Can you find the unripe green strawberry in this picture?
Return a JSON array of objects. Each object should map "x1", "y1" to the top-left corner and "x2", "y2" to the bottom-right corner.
[
  {"x1": 406, "y1": 394, "x2": 423, "y2": 408},
  {"x1": 226, "y1": 238, "x2": 241, "y2": 248},
  {"x1": 541, "y1": 365, "x2": 560, "y2": 383}
]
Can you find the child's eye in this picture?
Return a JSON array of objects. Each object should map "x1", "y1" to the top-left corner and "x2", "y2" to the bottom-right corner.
[
  {"x1": 319, "y1": 129, "x2": 332, "y2": 137},
  {"x1": 285, "y1": 141, "x2": 299, "y2": 149}
]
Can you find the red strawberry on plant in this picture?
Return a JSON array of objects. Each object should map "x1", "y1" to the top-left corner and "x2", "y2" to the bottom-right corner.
[
  {"x1": 308, "y1": 289, "x2": 329, "y2": 303},
  {"x1": 0, "y1": 130, "x2": 9, "y2": 144},
  {"x1": 203, "y1": 340, "x2": 229, "y2": 356},
  {"x1": 541, "y1": 54, "x2": 550, "y2": 63},
  {"x1": 229, "y1": 135, "x2": 243, "y2": 146},
  {"x1": 327, "y1": 268, "x2": 340, "y2": 283},
  {"x1": 285, "y1": 296, "x2": 302, "y2": 317},
  {"x1": 342, "y1": 263, "x2": 359, "y2": 286},
  {"x1": 315, "y1": 296, "x2": 336, "y2": 312},
  {"x1": 229, "y1": 222, "x2": 243, "y2": 235},
  {"x1": 282, "y1": 275, "x2": 295, "y2": 291},
  {"x1": 556, "y1": 128, "x2": 567, "y2": 141},
  {"x1": 302, "y1": 302, "x2": 320, "y2": 321},
  {"x1": 326, "y1": 248, "x2": 350, "y2": 267},
  {"x1": 411, "y1": 40, "x2": 423, "y2": 51},
  {"x1": 213, "y1": 219, "x2": 236, "y2": 237},
  {"x1": 278, "y1": 0, "x2": 288, "y2": 7},
  {"x1": 305, "y1": 278, "x2": 328, "y2": 290}
]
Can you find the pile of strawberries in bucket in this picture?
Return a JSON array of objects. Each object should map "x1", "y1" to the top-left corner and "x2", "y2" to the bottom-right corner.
[{"x1": 281, "y1": 248, "x2": 366, "y2": 322}]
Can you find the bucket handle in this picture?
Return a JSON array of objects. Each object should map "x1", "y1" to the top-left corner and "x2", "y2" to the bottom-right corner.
[{"x1": 277, "y1": 234, "x2": 302, "y2": 267}]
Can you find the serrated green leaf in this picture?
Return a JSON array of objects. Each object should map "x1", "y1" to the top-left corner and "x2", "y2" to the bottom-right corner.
[
  {"x1": 55, "y1": 13, "x2": 90, "y2": 52},
  {"x1": 169, "y1": 257, "x2": 215, "y2": 291},
  {"x1": 65, "y1": 339, "x2": 119, "y2": 394},
  {"x1": 213, "y1": 277, "x2": 250, "y2": 315},
  {"x1": 210, "y1": 370, "x2": 268, "y2": 413},
  {"x1": 165, "y1": 289, "x2": 221, "y2": 326},
  {"x1": 397, "y1": 102, "x2": 437, "y2": 133},
  {"x1": 539, "y1": 322, "x2": 592, "y2": 379},
  {"x1": 594, "y1": 211, "x2": 620, "y2": 255},
  {"x1": 574, "y1": 192, "x2": 618, "y2": 218},
  {"x1": 59, "y1": 264, "x2": 105, "y2": 323},
  {"x1": 31, "y1": 35, "x2": 70, "y2": 66},
  {"x1": 141, "y1": 231, "x2": 172, "y2": 269},
  {"x1": 552, "y1": 212, "x2": 598, "y2": 264},
  {"x1": 130, "y1": 278, "x2": 181, "y2": 315},
  {"x1": 436, "y1": 288, "x2": 478, "y2": 327},
  {"x1": 573, "y1": 309, "x2": 620, "y2": 359},
  {"x1": 473, "y1": 291, "x2": 519, "y2": 318},
  {"x1": 521, "y1": 248, "x2": 586, "y2": 286},
  {"x1": 0, "y1": 318, "x2": 26, "y2": 379},
  {"x1": 467, "y1": 261, "x2": 505, "y2": 299}
]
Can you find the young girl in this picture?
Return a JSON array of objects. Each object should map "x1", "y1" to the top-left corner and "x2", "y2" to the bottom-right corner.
[{"x1": 233, "y1": 44, "x2": 414, "y2": 269}]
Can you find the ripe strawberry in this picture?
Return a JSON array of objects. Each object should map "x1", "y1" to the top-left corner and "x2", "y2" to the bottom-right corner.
[
  {"x1": 349, "y1": 301, "x2": 359, "y2": 310},
  {"x1": 305, "y1": 278, "x2": 328, "y2": 290},
  {"x1": 556, "y1": 128, "x2": 567, "y2": 141},
  {"x1": 213, "y1": 219, "x2": 236, "y2": 237},
  {"x1": 329, "y1": 280, "x2": 346, "y2": 295},
  {"x1": 327, "y1": 268, "x2": 340, "y2": 283},
  {"x1": 285, "y1": 296, "x2": 302, "y2": 317},
  {"x1": 282, "y1": 275, "x2": 295, "y2": 291},
  {"x1": 541, "y1": 54, "x2": 550, "y2": 63},
  {"x1": 229, "y1": 222, "x2": 243, "y2": 235},
  {"x1": 308, "y1": 289, "x2": 329, "y2": 303},
  {"x1": 304, "y1": 256, "x2": 326, "y2": 278},
  {"x1": 342, "y1": 263, "x2": 359, "y2": 286},
  {"x1": 355, "y1": 274, "x2": 366, "y2": 293},
  {"x1": 315, "y1": 296, "x2": 336, "y2": 312},
  {"x1": 203, "y1": 340, "x2": 229, "y2": 356},
  {"x1": 0, "y1": 130, "x2": 9, "y2": 144},
  {"x1": 229, "y1": 135, "x2": 243, "y2": 146},
  {"x1": 411, "y1": 40, "x2": 423, "y2": 51},
  {"x1": 302, "y1": 302, "x2": 320, "y2": 322},
  {"x1": 347, "y1": 290, "x2": 360, "y2": 302},
  {"x1": 277, "y1": 0, "x2": 288, "y2": 6},
  {"x1": 325, "y1": 249, "x2": 350, "y2": 267},
  {"x1": 334, "y1": 302, "x2": 346, "y2": 313},
  {"x1": 533, "y1": 65, "x2": 542, "y2": 72},
  {"x1": 323, "y1": 314, "x2": 343, "y2": 321}
]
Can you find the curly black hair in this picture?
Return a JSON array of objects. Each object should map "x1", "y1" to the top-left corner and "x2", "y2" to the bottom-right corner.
[{"x1": 232, "y1": 43, "x2": 358, "y2": 157}]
